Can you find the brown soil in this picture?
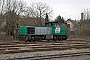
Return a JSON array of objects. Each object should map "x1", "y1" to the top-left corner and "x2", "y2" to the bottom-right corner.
[{"x1": 0, "y1": 34, "x2": 18, "y2": 42}]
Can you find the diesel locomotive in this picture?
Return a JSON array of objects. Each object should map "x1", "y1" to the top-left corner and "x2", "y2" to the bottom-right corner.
[{"x1": 18, "y1": 22, "x2": 68, "y2": 41}]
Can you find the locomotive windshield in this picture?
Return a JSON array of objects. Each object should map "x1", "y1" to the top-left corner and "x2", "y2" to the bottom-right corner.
[
  {"x1": 55, "y1": 24, "x2": 60, "y2": 27},
  {"x1": 45, "y1": 22, "x2": 60, "y2": 27}
]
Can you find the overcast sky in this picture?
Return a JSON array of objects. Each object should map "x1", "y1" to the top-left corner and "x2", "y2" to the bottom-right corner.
[{"x1": 24, "y1": 0, "x2": 90, "y2": 20}]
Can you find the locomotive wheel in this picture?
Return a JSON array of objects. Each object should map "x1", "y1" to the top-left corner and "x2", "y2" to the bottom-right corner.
[
  {"x1": 63, "y1": 36, "x2": 67, "y2": 40},
  {"x1": 25, "y1": 36, "x2": 28, "y2": 42},
  {"x1": 18, "y1": 36, "x2": 28, "y2": 42},
  {"x1": 47, "y1": 39, "x2": 50, "y2": 41}
]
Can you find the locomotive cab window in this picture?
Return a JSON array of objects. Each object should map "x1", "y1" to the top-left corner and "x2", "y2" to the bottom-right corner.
[
  {"x1": 55, "y1": 24, "x2": 60, "y2": 27},
  {"x1": 52, "y1": 22, "x2": 59, "y2": 27},
  {"x1": 45, "y1": 22, "x2": 60, "y2": 27}
]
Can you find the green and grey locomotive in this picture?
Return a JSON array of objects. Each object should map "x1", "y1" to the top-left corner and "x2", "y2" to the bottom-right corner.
[{"x1": 18, "y1": 22, "x2": 68, "y2": 41}]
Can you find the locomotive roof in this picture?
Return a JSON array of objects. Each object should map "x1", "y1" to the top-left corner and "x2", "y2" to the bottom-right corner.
[{"x1": 45, "y1": 22, "x2": 58, "y2": 23}]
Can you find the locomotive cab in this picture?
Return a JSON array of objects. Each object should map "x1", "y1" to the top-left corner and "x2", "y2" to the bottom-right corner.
[{"x1": 45, "y1": 22, "x2": 67, "y2": 40}]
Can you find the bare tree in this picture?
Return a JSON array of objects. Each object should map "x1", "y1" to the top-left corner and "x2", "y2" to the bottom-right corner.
[
  {"x1": 2, "y1": 0, "x2": 26, "y2": 36},
  {"x1": 0, "y1": 0, "x2": 5, "y2": 15},
  {"x1": 0, "y1": 0, "x2": 6, "y2": 31},
  {"x1": 26, "y1": 2, "x2": 53, "y2": 25},
  {"x1": 83, "y1": 8, "x2": 90, "y2": 20}
]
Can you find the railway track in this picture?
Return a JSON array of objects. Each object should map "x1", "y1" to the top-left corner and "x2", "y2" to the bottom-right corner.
[
  {"x1": 0, "y1": 39, "x2": 90, "y2": 59},
  {"x1": 0, "y1": 39, "x2": 90, "y2": 54},
  {"x1": 1, "y1": 51, "x2": 90, "y2": 60}
]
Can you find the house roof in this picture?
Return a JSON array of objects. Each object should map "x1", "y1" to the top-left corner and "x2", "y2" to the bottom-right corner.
[
  {"x1": 66, "y1": 19, "x2": 78, "y2": 28},
  {"x1": 66, "y1": 19, "x2": 73, "y2": 23},
  {"x1": 3, "y1": 10, "x2": 45, "y2": 26},
  {"x1": 19, "y1": 17, "x2": 45, "y2": 26}
]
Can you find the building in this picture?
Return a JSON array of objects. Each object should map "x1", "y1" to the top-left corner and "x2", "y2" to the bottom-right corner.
[
  {"x1": 66, "y1": 19, "x2": 76, "y2": 32},
  {"x1": 19, "y1": 17, "x2": 45, "y2": 26}
]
